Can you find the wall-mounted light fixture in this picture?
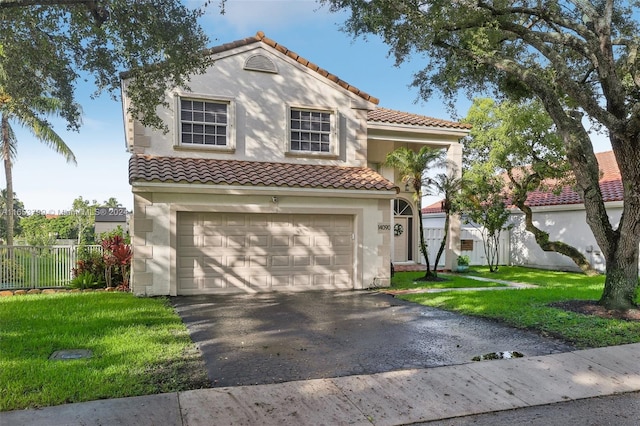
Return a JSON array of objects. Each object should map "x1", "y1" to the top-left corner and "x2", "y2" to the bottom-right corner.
[
  {"x1": 271, "y1": 196, "x2": 278, "y2": 203},
  {"x1": 404, "y1": 183, "x2": 410, "y2": 192}
]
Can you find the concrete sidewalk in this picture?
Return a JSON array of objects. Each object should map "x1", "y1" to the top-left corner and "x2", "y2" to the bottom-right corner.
[{"x1": 3, "y1": 343, "x2": 640, "y2": 426}]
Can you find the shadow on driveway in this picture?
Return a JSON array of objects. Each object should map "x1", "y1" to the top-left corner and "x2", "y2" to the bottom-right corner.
[{"x1": 171, "y1": 291, "x2": 574, "y2": 387}]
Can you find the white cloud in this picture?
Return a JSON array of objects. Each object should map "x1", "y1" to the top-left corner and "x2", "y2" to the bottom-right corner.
[{"x1": 200, "y1": 0, "x2": 337, "y2": 35}]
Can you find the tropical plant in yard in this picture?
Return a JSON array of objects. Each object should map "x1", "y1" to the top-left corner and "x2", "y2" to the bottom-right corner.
[
  {"x1": 425, "y1": 165, "x2": 463, "y2": 272},
  {"x1": 459, "y1": 175, "x2": 511, "y2": 272},
  {"x1": 385, "y1": 146, "x2": 445, "y2": 279},
  {"x1": 0, "y1": 96, "x2": 76, "y2": 246},
  {"x1": 0, "y1": 189, "x2": 24, "y2": 243},
  {"x1": 101, "y1": 235, "x2": 132, "y2": 290}
]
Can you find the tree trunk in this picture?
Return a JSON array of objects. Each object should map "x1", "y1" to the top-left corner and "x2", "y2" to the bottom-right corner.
[
  {"x1": 600, "y1": 246, "x2": 639, "y2": 310},
  {"x1": 415, "y1": 184, "x2": 435, "y2": 278},
  {"x1": 514, "y1": 199, "x2": 598, "y2": 276},
  {"x1": 433, "y1": 211, "x2": 449, "y2": 272},
  {"x1": 1, "y1": 114, "x2": 13, "y2": 246}
]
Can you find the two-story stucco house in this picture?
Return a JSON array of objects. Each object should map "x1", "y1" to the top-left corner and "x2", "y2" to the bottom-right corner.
[{"x1": 123, "y1": 32, "x2": 469, "y2": 296}]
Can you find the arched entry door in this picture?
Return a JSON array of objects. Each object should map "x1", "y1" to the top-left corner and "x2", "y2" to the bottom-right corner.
[{"x1": 393, "y1": 199, "x2": 413, "y2": 262}]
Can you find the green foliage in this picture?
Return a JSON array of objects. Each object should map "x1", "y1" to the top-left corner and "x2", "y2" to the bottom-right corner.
[
  {"x1": 71, "y1": 196, "x2": 98, "y2": 244},
  {"x1": 0, "y1": 257, "x2": 24, "y2": 283},
  {"x1": 100, "y1": 235, "x2": 132, "y2": 289},
  {"x1": 0, "y1": 1, "x2": 215, "y2": 131},
  {"x1": 19, "y1": 213, "x2": 56, "y2": 246},
  {"x1": 73, "y1": 248, "x2": 107, "y2": 287},
  {"x1": 98, "y1": 225, "x2": 130, "y2": 245},
  {"x1": 69, "y1": 271, "x2": 102, "y2": 290},
  {"x1": 462, "y1": 98, "x2": 570, "y2": 188},
  {"x1": 384, "y1": 146, "x2": 445, "y2": 277},
  {"x1": 458, "y1": 173, "x2": 510, "y2": 272},
  {"x1": 457, "y1": 255, "x2": 470, "y2": 266},
  {"x1": 0, "y1": 189, "x2": 24, "y2": 241}
]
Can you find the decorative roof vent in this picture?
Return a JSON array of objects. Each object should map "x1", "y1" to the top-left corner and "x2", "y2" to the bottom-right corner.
[{"x1": 244, "y1": 54, "x2": 278, "y2": 74}]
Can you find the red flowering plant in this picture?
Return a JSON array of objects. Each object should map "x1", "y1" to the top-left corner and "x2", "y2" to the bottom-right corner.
[{"x1": 101, "y1": 235, "x2": 132, "y2": 291}]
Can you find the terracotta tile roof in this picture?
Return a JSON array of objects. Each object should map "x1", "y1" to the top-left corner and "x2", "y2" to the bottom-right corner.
[
  {"x1": 422, "y1": 200, "x2": 446, "y2": 214},
  {"x1": 129, "y1": 155, "x2": 398, "y2": 192},
  {"x1": 201, "y1": 31, "x2": 379, "y2": 105},
  {"x1": 368, "y1": 107, "x2": 472, "y2": 130},
  {"x1": 422, "y1": 151, "x2": 622, "y2": 213},
  {"x1": 525, "y1": 151, "x2": 622, "y2": 207}
]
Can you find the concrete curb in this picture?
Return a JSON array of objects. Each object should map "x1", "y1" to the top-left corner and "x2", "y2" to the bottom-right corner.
[{"x1": 3, "y1": 343, "x2": 639, "y2": 426}]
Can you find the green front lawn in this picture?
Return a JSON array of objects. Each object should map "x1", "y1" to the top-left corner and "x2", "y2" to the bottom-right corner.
[
  {"x1": 390, "y1": 271, "x2": 508, "y2": 290},
  {"x1": 393, "y1": 266, "x2": 640, "y2": 348},
  {"x1": 0, "y1": 292, "x2": 207, "y2": 412}
]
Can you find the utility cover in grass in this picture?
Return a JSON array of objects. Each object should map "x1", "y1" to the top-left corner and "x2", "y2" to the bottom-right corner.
[{"x1": 49, "y1": 349, "x2": 93, "y2": 360}]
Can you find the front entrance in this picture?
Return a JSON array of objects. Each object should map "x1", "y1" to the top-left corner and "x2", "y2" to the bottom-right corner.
[{"x1": 393, "y1": 199, "x2": 413, "y2": 263}]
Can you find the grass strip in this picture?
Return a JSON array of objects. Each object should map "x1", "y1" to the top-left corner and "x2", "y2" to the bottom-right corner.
[
  {"x1": 0, "y1": 292, "x2": 208, "y2": 412},
  {"x1": 393, "y1": 267, "x2": 639, "y2": 348}
]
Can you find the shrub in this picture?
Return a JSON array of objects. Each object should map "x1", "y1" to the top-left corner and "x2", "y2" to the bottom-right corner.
[
  {"x1": 72, "y1": 248, "x2": 107, "y2": 287},
  {"x1": 101, "y1": 235, "x2": 132, "y2": 290},
  {"x1": 457, "y1": 255, "x2": 470, "y2": 266},
  {"x1": 69, "y1": 271, "x2": 102, "y2": 289}
]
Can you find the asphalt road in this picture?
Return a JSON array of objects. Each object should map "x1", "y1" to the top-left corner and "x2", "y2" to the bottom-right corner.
[
  {"x1": 172, "y1": 290, "x2": 575, "y2": 387},
  {"x1": 418, "y1": 391, "x2": 640, "y2": 426}
]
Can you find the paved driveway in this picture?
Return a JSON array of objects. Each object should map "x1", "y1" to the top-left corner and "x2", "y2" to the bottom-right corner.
[{"x1": 172, "y1": 291, "x2": 574, "y2": 387}]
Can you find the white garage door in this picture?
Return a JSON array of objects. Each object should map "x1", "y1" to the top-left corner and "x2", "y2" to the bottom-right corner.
[{"x1": 177, "y1": 212, "x2": 354, "y2": 294}]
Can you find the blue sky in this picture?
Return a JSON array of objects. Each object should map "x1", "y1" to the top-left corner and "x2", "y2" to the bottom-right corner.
[{"x1": 6, "y1": 0, "x2": 611, "y2": 212}]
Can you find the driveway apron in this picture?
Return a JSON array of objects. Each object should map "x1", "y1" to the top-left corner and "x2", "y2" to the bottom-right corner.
[{"x1": 172, "y1": 291, "x2": 574, "y2": 387}]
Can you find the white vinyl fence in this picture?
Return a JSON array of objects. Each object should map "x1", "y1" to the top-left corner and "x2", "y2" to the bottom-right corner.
[
  {"x1": 421, "y1": 227, "x2": 511, "y2": 268},
  {"x1": 0, "y1": 245, "x2": 102, "y2": 290}
]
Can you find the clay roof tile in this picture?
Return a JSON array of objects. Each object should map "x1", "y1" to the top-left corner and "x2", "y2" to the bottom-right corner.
[{"x1": 129, "y1": 155, "x2": 399, "y2": 193}]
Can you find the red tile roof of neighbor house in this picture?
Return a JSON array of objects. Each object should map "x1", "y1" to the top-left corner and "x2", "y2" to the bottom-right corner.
[
  {"x1": 129, "y1": 155, "x2": 399, "y2": 192},
  {"x1": 367, "y1": 107, "x2": 472, "y2": 130},
  {"x1": 422, "y1": 151, "x2": 623, "y2": 213}
]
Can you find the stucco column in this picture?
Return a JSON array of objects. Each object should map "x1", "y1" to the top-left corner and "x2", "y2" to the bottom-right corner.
[{"x1": 444, "y1": 142, "x2": 463, "y2": 271}]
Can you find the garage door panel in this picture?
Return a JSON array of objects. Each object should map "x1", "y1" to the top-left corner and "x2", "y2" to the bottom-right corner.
[
  {"x1": 272, "y1": 256, "x2": 290, "y2": 267},
  {"x1": 272, "y1": 275, "x2": 291, "y2": 286},
  {"x1": 314, "y1": 255, "x2": 331, "y2": 266},
  {"x1": 203, "y1": 277, "x2": 225, "y2": 289},
  {"x1": 249, "y1": 275, "x2": 269, "y2": 288},
  {"x1": 333, "y1": 235, "x2": 352, "y2": 247},
  {"x1": 249, "y1": 235, "x2": 269, "y2": 247},
  {"x1": 226, "y1": 235, "x2": 246, "y2": 248},
  {"x1": 250, "y1": 256, "x2": 268, "y2": 267},
  {"x1": 177, "y1": 212, "x2": 354, "y2": 294}
]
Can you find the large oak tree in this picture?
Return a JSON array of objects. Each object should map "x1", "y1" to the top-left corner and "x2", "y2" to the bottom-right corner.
[
  {"x1": 463, "y1": 97, "x2": 598, "y2": 275},
  {"x1": 322, "y1": 0, "x2": 640, "y2": 310},
  {"x1": 0, "y1": 0, "x2": 214, "y2": 131}
]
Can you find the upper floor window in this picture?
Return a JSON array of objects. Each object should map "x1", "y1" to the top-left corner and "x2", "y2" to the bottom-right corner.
[
  {"x1": 289, "y1": 108, "x2": 334, "y2": 154},
  {"x1": 180, "y1": 99, "x2": 228, "y2": 146}
]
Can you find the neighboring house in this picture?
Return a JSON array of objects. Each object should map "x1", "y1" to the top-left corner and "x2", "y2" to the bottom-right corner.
[
  {"x1": 123, "y1": 31, "x2": 468, "y2": 296},
  {"x1": 94, "y1": 207, "x2": 129, "y2": 236},
  {"x1": 423, "y1": 150, "x2": 623, "y2": 272}
]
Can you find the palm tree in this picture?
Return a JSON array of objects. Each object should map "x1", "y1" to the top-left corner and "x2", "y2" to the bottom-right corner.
[
  {"x1": 385, "y1": 146, "x2": 445, "y2": 279},
  {"x1": 103, "y1": 197, "x2": 122, "y2": 208},
  {"x1": 1, "y1": 97, "x2": 76, "y2": 246},
  {"x1": 425, "y1": 166, "x2": 463, "y2": 271},
  {"x1": 0, "y1": 188, "x2": 25, "y2": 243}
]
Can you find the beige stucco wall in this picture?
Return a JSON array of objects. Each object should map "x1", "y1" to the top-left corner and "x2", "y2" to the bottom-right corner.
[
  {"x1": 130, "y1": 187, "x2": 393, "y2": 296},
  {"x1": 125, "y1": 43, "x2": 373, "y2": 168}
]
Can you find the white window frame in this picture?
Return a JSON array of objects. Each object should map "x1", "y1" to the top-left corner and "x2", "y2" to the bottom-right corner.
[
  {"x1": 286, "y1": 105, "x2": 338, "y2": 157},
  {"x1": 174, "y1": 94, "x2": 236, "y2": 152}
]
